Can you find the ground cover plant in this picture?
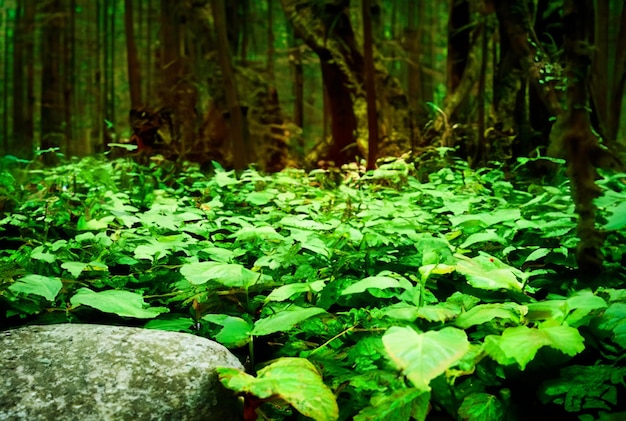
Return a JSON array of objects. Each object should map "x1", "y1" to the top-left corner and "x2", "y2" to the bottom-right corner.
[{"x1": 1, "y1": 152, "x2": 625, "y2": 420}]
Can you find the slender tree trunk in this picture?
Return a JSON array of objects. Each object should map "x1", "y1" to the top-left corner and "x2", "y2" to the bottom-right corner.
[
  {"x1": 212, "y1": 0, "x2": 250, "y2": 170},
  {"x1": 3, "y1": 7, "x2": 11, "y2": 152},
  {"x1": 363, "y1": 0, "x2": 379, "y2": 170},
  {"x1": 40, "y1": 0, "x2": 64, "y2": 165},
  {"x1": 63, "y1": 0, "x2": 76, "y2": 155},
  {"x1": 550, "y1": 0, "x2": 605, "y2": 276},
  {"x1": 125, "y1": 0, "x2": 142, "y2": 108},
  {"x1": 267, "y1": 0, "x2": 275, "y2": 81},
  {"x1": 23, "y1": 0, "x2": 36, "y2": 156},
  {"x1": 12, "y1": 2, "x2": 25, "y2": 155}
]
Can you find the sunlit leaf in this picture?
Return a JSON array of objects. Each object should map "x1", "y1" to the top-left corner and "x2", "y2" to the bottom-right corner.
[
  {"x1": 70, "y1": 288, "x2": 169, "y2": 319},
  {"x1": 9, "y1": 274, "x2": 62, "y2": 301},
  {"x1": 354, "y1": 388, "x2": 428, "y2": 421},
  {"x1": 180, "y1": 261, "x2": 270, "y2": 287},
  {"x1": 455, "y1": 303, "x2": 527, "y2": 329},
  {"x1": 215, "y1": 316, "x2": 253, "y2": 347},
  {"x1": 217, "y1": 358, "x2": 338, "y2": 421},
  {"x1": 455, "y1": 253, "x2": 523, "y2": 291},
  {"x1": 383, "y1": 326, "x2": 470, "y2": 391},
  {"x1": 252, "y1": 306, "x2": 326, "y2": 336},
  {"x1": 458, "y1": 393, "x2": 503, "y2": 421}
]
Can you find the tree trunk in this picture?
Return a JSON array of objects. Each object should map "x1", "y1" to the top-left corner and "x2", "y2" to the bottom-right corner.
[
  {"x1": 212, "y1": 0, "x2": 250, "y2": 170},
  {"x1": 125, "y1": 0, "x2": 142, "y2": 109},
  {"x1": 12, "y1": 2, "x2": 25, "y2": 156},
  {"x1": 363, "y1": 0, "x2": 379, "y2": 170},
  {"x1": 550, "y1": 0, "x2": 604, "y2": 276},
  {"x1": 281, "y1": 0, "x2": 362, "y2": 166},
  {"x1": 23, "y1": 0, "x2": 36, "y2": 156},
  {"x1": 40, "y1": 0, "x2": 65, "y2": 165}
]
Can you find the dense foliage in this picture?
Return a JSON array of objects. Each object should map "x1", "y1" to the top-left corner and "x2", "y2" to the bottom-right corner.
[{"x1": 1, "y1": 152, "x2": 625, "y2": 420}]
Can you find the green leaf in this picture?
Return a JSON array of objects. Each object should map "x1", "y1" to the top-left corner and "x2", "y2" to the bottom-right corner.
[
  {"x1": 383, "y1": 326, "x2": 470, "y2": 391},
  {"x1": 215, "y1": 316, "x2": 253, "y2": 347},
  {"x1": 217, "y1": 358, "x2": 338, "y2": 421},
  {"x1": 455, "y1": 303, "x2": 527, "y2": 329},
  {"x1": 484, "y1": 324, "x2": 585, "y2": 370},
  {"x1": 252, "y1": 306, "x2": 327, "y2": 336},
  {"x1": 597, "y1": 303, "x2": 626, "y2": 348},
  {"x1": 460, "y1": 230, "x2": 507, "y2": 249},
  {"x1": 70, "y1": 288, "x2": 169, "y2": 319},
  {"x1": 9, "y1": 274, "x2": 63, "y2": 301},
  {"x1": 77, "y1": 215, "x2": 115, "y2": 230},
  {"x1": 144, "y1": 317, "x2": 194, "y2": 332},
  {"x1": 342, "y1": 275, "x2": 407, "y2": 295},
  {"x1": 354, "y1": 388, "x2": 429, "y2": 421},
  {"x1": 458, "y1": 393, "x2": 503, "y2": 421},
  {"x1": 265, "y1": 281, "x2": 326, "y2": 302},
  {"x1": 455, "y1": 253, "x2": 523, "y2": 291},
  {"x1": 180, "y1": 261, "x2": 270, "y2": 287},
  {"x1": 603, "y1": 201, "x2": 626, "y2": 230},
  {"x1": 61, "y1": 261, "x2": 108, "y2": 278}
]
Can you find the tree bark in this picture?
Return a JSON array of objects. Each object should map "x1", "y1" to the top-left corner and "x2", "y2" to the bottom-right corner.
[
  {"x1": 550, "y1": 0, "x2": 604, "y2": 276},
  {"x1": 212, "y1": 0, "x2": 250, "y2": 170},
  {"x1": 125, "y1": 0, "x2": 142, "y2": 109},
  {"x1": 40, "y1": 0, "x2": 65, "y2": 165},
  {"x1": 363, "y1": 0, "x2": 379, "y2": 170}
]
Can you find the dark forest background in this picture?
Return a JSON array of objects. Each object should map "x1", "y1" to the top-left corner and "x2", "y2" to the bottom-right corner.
[{"x1": 2, "y1": 0, "x2": 624, "y2": 170}]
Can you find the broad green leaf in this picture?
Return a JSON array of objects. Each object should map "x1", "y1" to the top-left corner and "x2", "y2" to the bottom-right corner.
[
  {"x1": 246, "y1": 190, "x2": 275, "y2": 205},
  {"x1": 265, "y1": 281, "x2": 326, "y2": 302},
  {"x1": 215, "y1": 316, "x2": 253, "y2": 347},
  {"x1": 416, "y1": 302, "x2": 463, "y2": 322},
  {"x1": 61, "y1": 261, "x2": 108, "y2": 278},
  {"x1": 460, "y1": 230, "x2": 507, "y2": 249},
  {"x1": 524, "y1": 248, "x2": 551, "y2": 263},
  {"x1": 484, "y1": 324, "x2": 585, "y2": 370},
  {"x1": 252, "y1": 306, "x2": 326, "y2": 336},
  {"x1": 77, "y1": 215, "x2": 115, "y2": 230},
  {"x1": 144, "y1": 317, "x2": 194, "y2": 332},
  {"x1": 383, "y1": 326, "x2": 470, "y2": 391},
  {"x1": 597, "y1": 303, "x2": 626, "y2": 348},
  {"x1": 280, "y1": 215, "x2": 336, "y2": 230},
  {"x1": 455, "y1": 303, "x2": 527, "y2": 329},
  {"x1": 217, "y1": 358, "x2": 338, "y2": 421},
  {"x1": 233, "y1": 226, "x2": 285, "y2": 242},
  {"x1": 458, "y1": 393, "x2": 503, "y2": 421},
  {"x1": 342, "y1": 275, "x2": 409, "y2": 295},
  {"x1": 31, "y1": 249, "x2": 56, "y2": 263},
  {"x1": 354, "y1": 388, "x2": 428, "y2": 421},
  {"x1": 9, "y1": 274, "x2": 62, "y2": 301},
  {"x1": 603, "y1": 201, "x2": 626, "y2": 230},
  {"x1": 564, "y1": 290, "x2": 608, "y2": 326},
  {"x1": 455, "y1": 253, "x2": 523, "y2": 291},
  {"x1": 180, "y1": 261, "x2": 270, "y2": 287},
  {"x1": 70, "y1": 288, "x2": 169, "y2": 319},
  {"x1": 449, "y1": 209, "x2": 520, "y2": 228}
]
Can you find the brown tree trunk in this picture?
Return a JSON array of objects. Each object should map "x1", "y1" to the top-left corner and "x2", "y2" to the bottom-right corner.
[
  {"x1": 63, "y1": 0, "x2": 76, "y2": 155},
  {"x1": 23, "y1": 0, "x2": 36, "y2": 156},
  {"x1": 281, "y1": 0, "x2": 362, "y2": 167},
  {"x1": 125, "y1": 0, "x2": 142, "y2": 109},
  {"x1": 590, "y1": 2, "x2": 626, "y2": 145},
  {"x1": 447, "y1": 0, "x2": 470, "y2": 95},
  {"x1": 12, "y1": 2, "x2": 25, "y2": 156},
  {"x1": 495, "y1": 0, "x2": 562, "y2": 116},
  {"x1": 40, "y1": 0, "x2": 65, "y2": 165},
  {"x1": 363, "y1": 0, "x2": 379, "y2": 170},
  {"x1": 550, "y1": 0, "x2": 605, "y2": 276},
  {"x1": 2, "y1": 8, "x2": 12, "y2": 151},
  {"x1": 212, "y1": 0, "x2": 250, "y2": 170}
]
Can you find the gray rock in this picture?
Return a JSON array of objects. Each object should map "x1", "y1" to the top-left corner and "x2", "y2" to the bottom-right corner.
[{"x1": 0, "y1": 324, "x2": 244, "y2": 421}]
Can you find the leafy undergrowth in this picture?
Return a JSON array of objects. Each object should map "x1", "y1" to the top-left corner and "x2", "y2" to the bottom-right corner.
[{"x1": 1, "y1": 152, "x2": 625, "y2": 421}]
